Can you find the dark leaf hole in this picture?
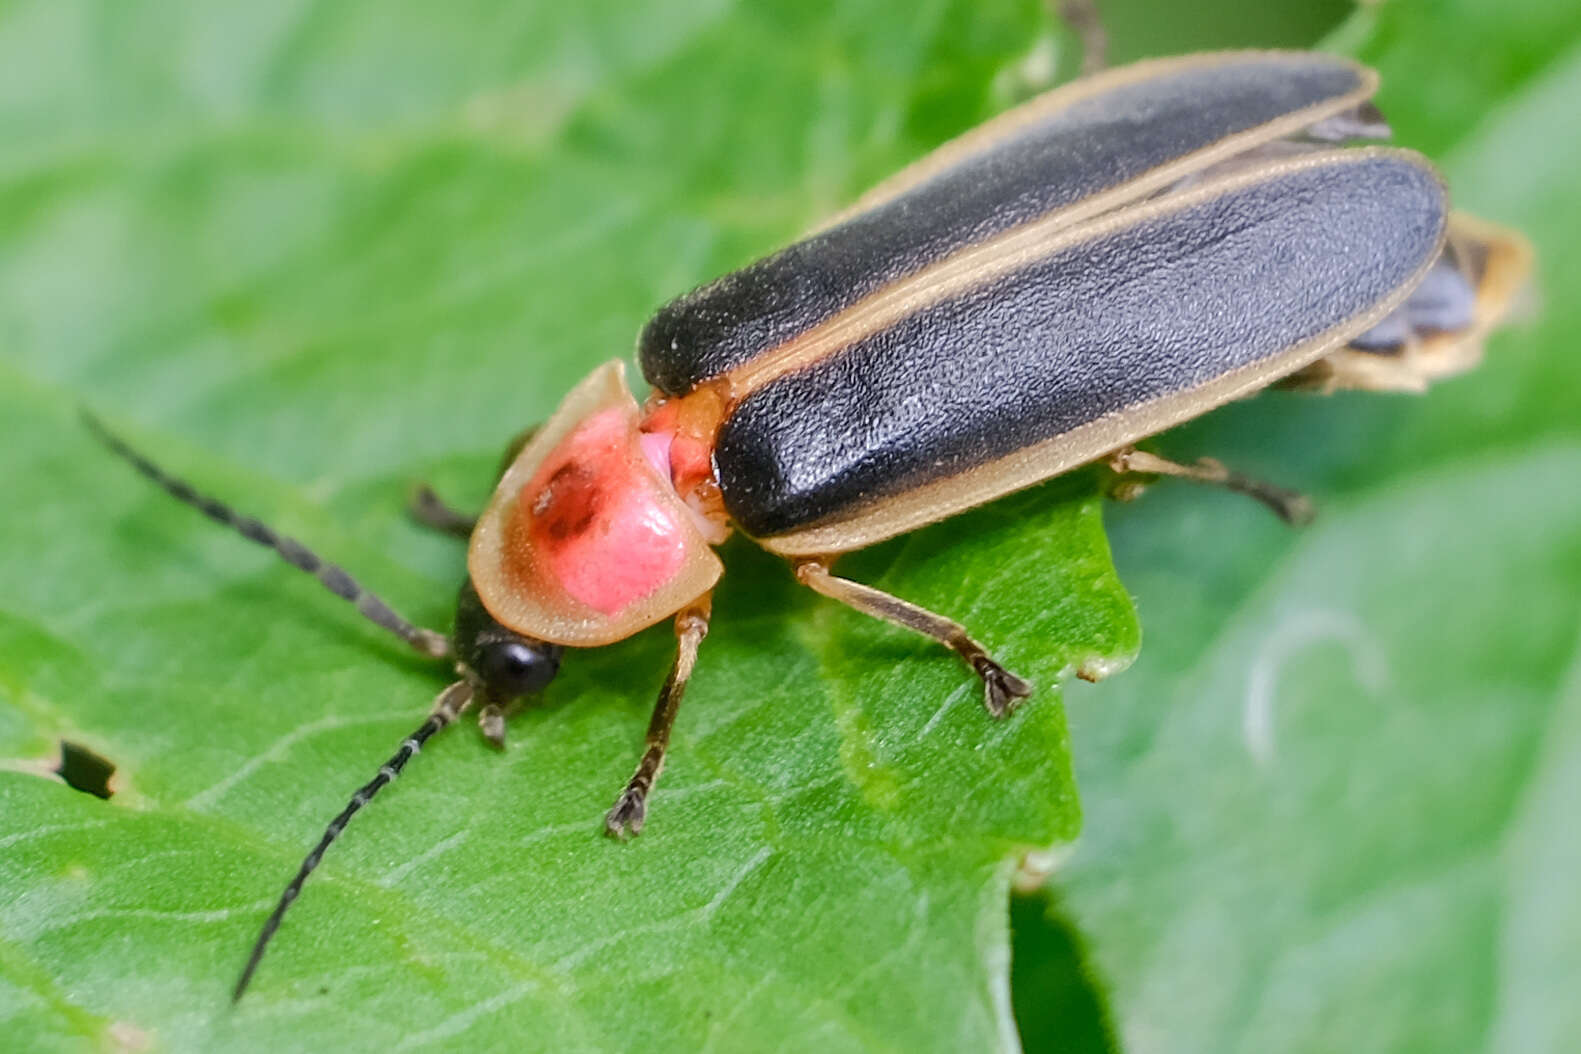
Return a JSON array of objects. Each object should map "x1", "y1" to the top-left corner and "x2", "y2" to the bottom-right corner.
[
  {"x1": 1011, "y1": 890, "x2": 1117, "y2": 1054},
  {"x1": 56, "y1": 740, "x2": 116, "y2": 799}
]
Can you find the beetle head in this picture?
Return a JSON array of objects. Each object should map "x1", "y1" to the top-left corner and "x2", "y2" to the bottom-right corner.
[
  {"x1": 452, "y1": 580, "x2": 562, "y2": 701},
  {"x1": 467, "y1": 361, "x2": 723, "y2": 647}
]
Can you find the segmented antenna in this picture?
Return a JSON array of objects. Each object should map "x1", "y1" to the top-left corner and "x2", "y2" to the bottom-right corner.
[
  {"x1": 234, "y1": 679, "x2": 476, "y2": 1001},
  {"x1": 84, "y1": 411, "x2": 451, "y2": 659}
]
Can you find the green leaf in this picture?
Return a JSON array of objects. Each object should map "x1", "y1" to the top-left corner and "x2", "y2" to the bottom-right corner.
[
  {"x1": 0, "y1": 1, "x2": 1139, "y2": 1050},
  {"x1": 1045, "y1": 3, "x2": 1581, "y2": 1052}
]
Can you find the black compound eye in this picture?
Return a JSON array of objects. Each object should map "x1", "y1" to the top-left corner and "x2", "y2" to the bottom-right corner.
[{"x1": 476, "y1": 639, "x2": 560, "y2": 699}]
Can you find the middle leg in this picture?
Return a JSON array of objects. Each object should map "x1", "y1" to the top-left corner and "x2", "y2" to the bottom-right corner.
[{"x1": 795, "y1": 560, "x2": 1032, "y2": 718}]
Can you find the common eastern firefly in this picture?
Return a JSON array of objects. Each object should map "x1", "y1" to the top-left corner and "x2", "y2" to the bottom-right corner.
[{"x1": 87, "y1": 49, "x2": 1530, "y2": 999}]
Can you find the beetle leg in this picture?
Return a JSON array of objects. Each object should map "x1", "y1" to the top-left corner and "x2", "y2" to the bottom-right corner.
[
  {"x1": 478, "y1": 703, "x2": 508, "y2": 748},
  {"x1": 605, "y1": 596, "x2": 712, "y2": 839},
  {"x1": 1107, "y1": 448, "x2": 1316, "y2": 526},
  {"x1": 407, "y1": 484, "x2": 477, "y2": 538},
  {"x1": 413, "y1": 423, "x2": 540, "y2": 537},
  {"x1": 1056, "y1": 0, "x2": 1109, "y2": 76},
  {"x1": 795, "y1": 561, "x2": 1033, "y2": 718}
]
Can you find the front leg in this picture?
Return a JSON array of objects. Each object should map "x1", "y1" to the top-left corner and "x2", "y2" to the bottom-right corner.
[
  {"x1": 408, "y1": 484, "x2": 477, "y2": 538},
  {"x1": 794, "y1": 560, "x2": 1032, "y2": 718},
  {"x1": 604, "y1": 596, "x2": 712, "y2": 839}
]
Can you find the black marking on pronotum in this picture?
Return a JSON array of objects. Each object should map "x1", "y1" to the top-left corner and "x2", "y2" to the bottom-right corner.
[{"x1": 86, "y1": 46, "x2": 1529, "y2": 1002}]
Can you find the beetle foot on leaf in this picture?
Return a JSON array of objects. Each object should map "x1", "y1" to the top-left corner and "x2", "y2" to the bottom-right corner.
[
  {"x1": 478, "y1": 704, "x2": 507, "y2": 749},
  {"x1": 604, "y1": 787, "x2": 648, "y2": 840},
  {"x1": 975, "y1": 658, "x2": 1033, "y2": 718},
  {"x1": 1107, "y1": 478, "x2": 1149, "y2": 504}
]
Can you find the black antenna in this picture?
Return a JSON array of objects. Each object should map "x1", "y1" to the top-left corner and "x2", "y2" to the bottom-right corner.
[
  {"x1": 234, "y1": 679, "x2": 476, "y2": 1001},
  {"x1": 83, "y1": 411, "x2": 451, "y2": 659}
]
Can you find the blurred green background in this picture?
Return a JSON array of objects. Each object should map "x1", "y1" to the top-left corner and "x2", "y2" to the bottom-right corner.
[{"x1": 1, "y1": 0, "x2": 1577, "y2": 1051}]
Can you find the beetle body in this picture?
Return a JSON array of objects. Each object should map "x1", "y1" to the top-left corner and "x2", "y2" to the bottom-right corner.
[
  {"x1": 89, "y1": 47, "x2": 1531, "y2": 998},
  {"x1": 469, "y1": 51, "x2": 1480, "y2": 645}
]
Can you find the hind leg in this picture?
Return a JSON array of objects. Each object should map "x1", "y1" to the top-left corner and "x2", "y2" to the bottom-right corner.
[{"x1": 1107, "y1": 447, "x2": 1316, "y2": 526}]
